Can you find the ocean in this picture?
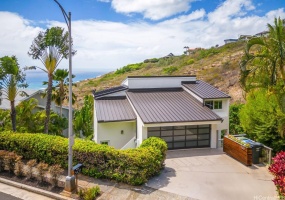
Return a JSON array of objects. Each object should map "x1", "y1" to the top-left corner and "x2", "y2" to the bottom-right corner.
[{"x1": 25, "y1": 71, "x2": 104, "y2": 90}]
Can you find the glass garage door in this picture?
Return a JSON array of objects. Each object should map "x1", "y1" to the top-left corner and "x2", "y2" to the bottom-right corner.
[{"x1": 147, "y1": 125, "x2": 211, "y2": 149}]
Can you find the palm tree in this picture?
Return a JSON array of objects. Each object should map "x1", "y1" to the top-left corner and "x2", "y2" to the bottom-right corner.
[
  {"x1": 43, "y1": 69, "x2": 76, "y2": 117},
  {"x1": 16, "y1": 98, "x2": 38, "y2": 132},
  {"x1": 240, "y1": 17, "x2": 285, "y2": 91},
  {"x1": 0, "y1": 56, "x2": 28, "y2": 132},
  {"x1": 239, "y1": 17, "x2": 285, "y2": 136},
  {"x1": 27, "y1": 27, "x2": 75, "y2": 134}
]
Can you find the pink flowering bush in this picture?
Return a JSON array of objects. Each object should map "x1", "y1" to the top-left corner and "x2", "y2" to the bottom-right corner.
[{"x1": 269, "y1": 151, "x2": 285, "y2": 196}]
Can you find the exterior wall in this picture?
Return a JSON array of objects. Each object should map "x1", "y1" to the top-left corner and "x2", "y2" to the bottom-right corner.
[
  {"x1": 136, "y1": 116, "x2": 148, "y2": 147},
  {"x1": 94, "y1": 100, "x2": 98, "y2": 142},
  {"x1": 211, "y1": 124, "x2": 217, "y2": 148},
  {"x1": 97, "y1": 121, "x2": 136, "y2": 149},
  {"x1": 125, "y1": 77, "x2": 196, "y2": 89},
  {"x1": 209, "y1": 98, "x2": 230, "y2": 133}
]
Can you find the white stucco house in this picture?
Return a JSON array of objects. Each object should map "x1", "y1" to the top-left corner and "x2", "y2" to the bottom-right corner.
[
  {"x1": 93, "y1": 76, "x2": 230, "y2": 150},
  {"x1": 0, "y1": 89, "x2": 69, "y2": 118}
]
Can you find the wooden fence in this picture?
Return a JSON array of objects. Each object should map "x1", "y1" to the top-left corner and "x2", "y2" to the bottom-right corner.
[{"x1": 223, "y1": 137, "x2": 252, "y2": 166}]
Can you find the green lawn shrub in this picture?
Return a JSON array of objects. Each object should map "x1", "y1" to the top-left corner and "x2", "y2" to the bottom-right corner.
[
  {"x1": 197, "y1": 47, "x2": 220, "y2": 60},
  {"x1": 0, "y1": 132, "x2": 167, "y2": 185},
  {"x1": 163, "y1": 66, "x2": 178, "y2": 75},
  {"x1": 79, "y1": 186, "x2": 101, "y2": 200},
  {"x1": 115, "y1": 63, "x2": 143, "y2": 74},
  {"x1": 144, "y1": 58, "x2": 159, "y2": 63}
]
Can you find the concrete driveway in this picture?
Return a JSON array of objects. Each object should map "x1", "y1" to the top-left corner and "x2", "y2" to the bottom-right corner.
[{"x1": 146, "y1": 148, "x2": 277, "y2": 200}]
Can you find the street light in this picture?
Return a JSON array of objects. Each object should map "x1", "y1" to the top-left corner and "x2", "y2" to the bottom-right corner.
[{"x1": 53, "y1": 0, "x2": 75, "y2": 192}]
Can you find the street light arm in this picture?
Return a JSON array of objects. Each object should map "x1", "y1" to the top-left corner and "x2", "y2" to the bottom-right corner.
[{"x1": 53, "y1": 0, "x2": 69, "y2": 27}]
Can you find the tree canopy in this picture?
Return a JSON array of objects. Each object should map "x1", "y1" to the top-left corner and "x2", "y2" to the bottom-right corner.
[
  {"x1": 28, "y1": 26, "x2": 75, "y2": 133},
  {"x1": 0, "y1": 56, "x2": 28, "y2": 131}
]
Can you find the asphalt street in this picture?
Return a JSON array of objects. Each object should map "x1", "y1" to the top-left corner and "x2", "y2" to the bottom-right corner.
[
  {"x1": 0, "y1": 183, "x2": 53, "y2": 200},
  {"x1": 0, "y1": 192, "x2": 22, "y2": 200}
]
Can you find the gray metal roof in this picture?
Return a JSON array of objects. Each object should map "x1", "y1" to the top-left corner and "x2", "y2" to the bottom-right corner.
[
  {"x1": 93, "y1": 86, "x2": 128, "y2": 99},
  {"x1": 95, "y1": 97, "x2": 136, "y2": 122},
  {"x1": 127, "y1": 88, "x2": 222, "y2": 124},
  {"x1": 183, "y1": 80, "x2": 230, "y2": 99}
]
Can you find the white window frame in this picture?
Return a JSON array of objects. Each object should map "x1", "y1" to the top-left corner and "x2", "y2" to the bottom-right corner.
[{"x1": 205, "y1": 100, "x2": 222, "y2": 110}]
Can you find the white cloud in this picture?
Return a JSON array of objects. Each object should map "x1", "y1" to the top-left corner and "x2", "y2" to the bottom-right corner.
[
  {"x1": 0, "y1": 0, "x2": 285, "y2": 75},
  {"x1": 0, "y1": 12, "x2": 43, "y2": 68},
  {"x1": 208, "y1": 0, "x2": 255, "y2": 24},
  {"x1": 110, "y1": 0, "x2": 197, "y2": 20}
]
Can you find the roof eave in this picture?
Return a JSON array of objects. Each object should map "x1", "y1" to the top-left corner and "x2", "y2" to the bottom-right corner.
[
  {"x1": 142, "y1": 118, "x2": 223, "y2": 124},
  {"x1": 97, "y1": 119, "x2": 136, "y2": 123},
  {"x1": 94, "y1": 87, "x2": 128, "y2": 99}
]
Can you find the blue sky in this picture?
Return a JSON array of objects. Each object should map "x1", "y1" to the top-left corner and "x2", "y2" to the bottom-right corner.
[
  {"x1": 0, "y1": 0, "x2": 284, "y2": 74},
  {"x1": 1, "y1": 0, "x2": 283, "y2": 23}
]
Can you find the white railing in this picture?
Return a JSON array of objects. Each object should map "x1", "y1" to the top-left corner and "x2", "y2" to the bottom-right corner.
[{"x1": 121, "y1": 137, "x2": 136, "y2": 150}]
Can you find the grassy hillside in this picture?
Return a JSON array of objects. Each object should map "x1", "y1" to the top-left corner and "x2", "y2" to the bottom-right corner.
[{"x1": 73, "y1": 41, "x2": 246, "y2": 109}]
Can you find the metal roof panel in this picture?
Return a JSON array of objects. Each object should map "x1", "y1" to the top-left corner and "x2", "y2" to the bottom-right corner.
[
  {"x1": 95, "y1": 97, "x2": 136, "y2": 122},
  {"x1": 183, "y1": 80, "x2": 230, "y2": 99},
  {"x1": 127, "y1": 88, "x2": 222, "y2": 124}
]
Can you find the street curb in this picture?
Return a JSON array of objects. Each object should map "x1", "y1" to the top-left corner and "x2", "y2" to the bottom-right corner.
[{"x1": 0, "y1": 177, "x2": 74, "y2": 200}]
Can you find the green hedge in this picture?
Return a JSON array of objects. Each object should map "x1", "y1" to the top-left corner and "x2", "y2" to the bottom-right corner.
[{"x1": 0, "y1": 132, "x2": 167, "y2": 185}]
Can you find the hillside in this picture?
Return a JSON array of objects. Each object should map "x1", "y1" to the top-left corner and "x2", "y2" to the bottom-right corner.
[{"x1": 72, "y1": 41, "x2": 246, "y2": 109}]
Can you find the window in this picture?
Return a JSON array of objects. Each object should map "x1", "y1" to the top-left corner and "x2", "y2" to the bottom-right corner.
[
  {"x1": 205, "y1": 100, "x2": 222, "y2": 109},
  {"x1": 100, "y1": 141, "x2": 109, "y2": 145},
  {"x1": 214, "y1": 101, "x2": 222, "y2": 109},
  {"x1": 205, "y1": 101, "x2": 213, "y2": 109}
]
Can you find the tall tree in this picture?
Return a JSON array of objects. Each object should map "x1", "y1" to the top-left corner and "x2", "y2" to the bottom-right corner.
[
  {"x1": 43, "y1": 69, "x2": 76, "y2": 117},
  {"x1": 240, "y1": 17, "x2": 285, "y2": 91},
  {"x1": 27, "y1": 27, "x2": 75, "y2": 133},
  {"x1": 0, "y1": 56, "x2": 28, "y2": 131},
  {"x1": 73, "y1": 95, "x2": 93, "y2": 139},
  {"x1": 239, "y1": 17, "x2": 285, "y2": 138}
]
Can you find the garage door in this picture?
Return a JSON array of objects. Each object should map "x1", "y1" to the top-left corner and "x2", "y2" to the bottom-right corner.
[{"x1": 147, "y1": 125, "x2": 211, "y2": 149}]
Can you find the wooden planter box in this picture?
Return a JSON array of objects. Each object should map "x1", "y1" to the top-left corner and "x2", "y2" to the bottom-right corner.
[{"x1": 223, "y1": 137, "x2": 252, "y2": 166}]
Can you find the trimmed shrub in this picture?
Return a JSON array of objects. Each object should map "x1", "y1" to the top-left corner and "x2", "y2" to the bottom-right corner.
[
  {"x1": 14, "y1": 160, "x2": 25, "y2": 177},
  {"x1": 26, "y1": 159, "x2": 37, "y2": 179},
  {"x1": 48, "y1": 164, "x2": 64, "y2": 187},
  {"x1": 36, "y1": 162, "x2": 49, "y2": 182},
  {"x1": 0, "y1": 132, "x2": 68, "y2": 167},
  {"x1": 0, "y1": 150, "x2": 7, "y2": 172},
  {"x1": 0, "y1": 132, "x2": 167, "y2": 185},
  {"x1": 140, "y1": 137, "x2": 167, "y2": 161},
  {"x1": 4, "y1": 152, "x2": 19, "y2": 174}
]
